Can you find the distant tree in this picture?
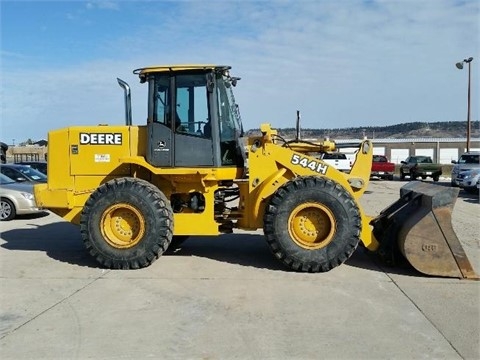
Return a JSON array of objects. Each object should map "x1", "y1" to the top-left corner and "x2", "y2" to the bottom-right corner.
[
  {"x1": 19, "y1": 138, "x2": 34, "y2": 146},
  {"x1": 246, "y1": 120, "x2": 479, "y2": 139}
]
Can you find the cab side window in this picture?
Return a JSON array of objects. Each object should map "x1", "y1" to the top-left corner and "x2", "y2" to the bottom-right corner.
[
  {"x1": 175, "y1": 74, "x2": 211, "y2": 138},
  {"x1": 154, "y1": 77, "x2": 170, "y2": 126}
]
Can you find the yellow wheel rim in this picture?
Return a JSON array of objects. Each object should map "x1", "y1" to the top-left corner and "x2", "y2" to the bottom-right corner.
[
  {"x1": 100, "y1": 203, "x2": 146, "y2": 249},
  {"x1": 288, "y1": 203, "x2": 336, "y2": 250}
]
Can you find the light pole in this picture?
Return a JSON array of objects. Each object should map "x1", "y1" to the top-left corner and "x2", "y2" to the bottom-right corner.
[{"x1": 456, "y1": 57, "x2": 473, "y2": 152}]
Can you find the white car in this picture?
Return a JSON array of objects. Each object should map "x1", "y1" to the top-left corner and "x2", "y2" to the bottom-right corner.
[
  {"x1": 456, "y1": 169, "x2": 480, "y2": 194},
  {"x1": 451, "y1": 151, "x2": 480, "y2": 187},
  {"x1": 319, "y1": 152, "x2": 352, "y2": 172},
  {"x1": 0, "y1": 173, "x2": 41, "y2": 220}
]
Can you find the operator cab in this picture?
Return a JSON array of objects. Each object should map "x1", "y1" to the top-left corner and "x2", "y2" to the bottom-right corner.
[{"x1": 134, "y1": 65, "x2": 245, "y2": 168}]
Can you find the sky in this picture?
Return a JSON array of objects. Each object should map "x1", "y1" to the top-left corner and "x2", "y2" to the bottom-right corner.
[{"x1": 1, "y1": 0, "x2": 479, "y2": 143}]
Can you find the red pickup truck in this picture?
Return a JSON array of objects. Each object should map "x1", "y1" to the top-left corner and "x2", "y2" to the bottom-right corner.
[{"x1": 371, "y1": 155, "x2": 395, "y2": 180}]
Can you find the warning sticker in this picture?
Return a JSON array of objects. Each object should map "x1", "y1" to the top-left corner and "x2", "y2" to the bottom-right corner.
[{"x1": 95, "y1": 154, "x2": 111, "y2": 163}]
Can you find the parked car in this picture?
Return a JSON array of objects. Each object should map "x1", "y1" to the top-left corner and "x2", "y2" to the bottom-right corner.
[
  {"x1": 16, "y1": 161, "x2": 47, "y2": 175},
  {"x1": 456, "y1": 169, "x2": 480, "y2": 194},
  {"x1": 400, "y1": 156, "x2": 442, "y2": 181},
  {"x1": 319, "y1": 152, "x2": 351, "y2": 172},
  {"x1": 0, "y1": 164, "x2": 47, "y2": 183},
  {"x1": 371, "y1": 155, "x2": 395, "y2": 180},
  {"x1": 450, "y1": 151, "x2": 480, "y2": 187},
  {"x1": 0, "y1": 173, "x2": 40, "y2": 220}
]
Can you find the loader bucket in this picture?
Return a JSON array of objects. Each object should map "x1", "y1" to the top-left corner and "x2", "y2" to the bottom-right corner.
[{"x1": 371, "y1": 182, "x2": 478, "y2": 279}]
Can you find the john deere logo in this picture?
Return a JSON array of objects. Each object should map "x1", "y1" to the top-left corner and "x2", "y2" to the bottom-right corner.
[{"x1": 80, "y1": 133, "x2": 122, "y2": 145}]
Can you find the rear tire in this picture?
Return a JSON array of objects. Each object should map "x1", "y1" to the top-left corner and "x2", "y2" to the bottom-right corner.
[
  {"x1": 432, "y1": 175, "x2": 439, "y2": 182},
  {"x1": 263, "y1": 176, "x2": 361, "y2": 272},
  {"x1": 80, "y1": 178, "x2": 173, "y2": 269},
  {"x1": 387, "y1": 175, "x2": 394, "y2": 181},
  {"x1": 0, "y1": 198, "x2": 16, "y2": 221},
  {"x1": 400, "y1": 171, "x2": 405, "y2": 180}
]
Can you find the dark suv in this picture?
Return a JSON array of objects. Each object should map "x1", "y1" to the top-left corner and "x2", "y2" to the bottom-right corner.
[
  {"x1": 0, "y1": 164, "x2": 47, "y2": 183},
  {"x1": 16, "y1": 161, "x2": 47, "y2": 175}
]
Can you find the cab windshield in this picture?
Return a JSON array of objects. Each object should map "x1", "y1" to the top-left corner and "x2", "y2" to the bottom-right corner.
[{"x1": 216, "y1": 73, "x2": 243, "y2": 141}]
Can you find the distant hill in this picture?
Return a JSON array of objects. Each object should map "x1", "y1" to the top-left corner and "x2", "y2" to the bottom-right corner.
[{"x1": 246, "y1": 121, "x2": 480, "y2": 139}]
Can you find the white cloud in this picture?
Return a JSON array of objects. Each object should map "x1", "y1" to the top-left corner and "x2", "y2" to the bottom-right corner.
[
  {"x1": 1, "y1": 0, "x2": 478, "y2": 142},
  {"x1": 0, "y1": 50, "x2": 29, "y2": 60},
  {"x1": 86, "y1": 1, "x2": 119, "y2": 11},
  {"x1": 1, "y1": 60, "x2": 144, "y2": 142}
]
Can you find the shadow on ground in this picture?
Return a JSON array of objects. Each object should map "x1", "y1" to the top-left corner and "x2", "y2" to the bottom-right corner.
[
  {"x1": 169, "y1": 235, "x2": 387, "y2": 273},
  {"x1": 457, "y1": 191, "x2": 480, "y2": 203},
  {"x1": 1, "y1": 220, "x2": 100, "y2": 268},
  {"x1": 14, "y1": 211, "x2": 50, "y2": 220},
  {"x1": 1, "y1": 220, "x2": 424, "y2": 277},
  {"x1": 167, "y1": 235, "x2": 424, "y2": 277}
]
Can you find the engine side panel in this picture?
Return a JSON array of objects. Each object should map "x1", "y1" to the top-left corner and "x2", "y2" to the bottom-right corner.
[{"x1": 69, "y1": 126, "x2": 132, "y2": 176}]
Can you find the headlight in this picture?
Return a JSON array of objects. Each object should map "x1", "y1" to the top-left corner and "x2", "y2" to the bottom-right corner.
[
  {"x1": 21, "y1": 192, "x2": 34, "y2": 200},
  {"x1": 465, "y1": 171, "x2": 480, "y2": 180}
]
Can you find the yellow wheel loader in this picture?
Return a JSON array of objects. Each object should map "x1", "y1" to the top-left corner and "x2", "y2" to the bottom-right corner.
[{"x1": 34, "y1": 65, "x2": 477, "y2": 278}]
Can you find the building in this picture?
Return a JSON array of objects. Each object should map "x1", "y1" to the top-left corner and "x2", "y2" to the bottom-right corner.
[{"x1": 336, "y1": 138, "x2": 480, "y2": 164}]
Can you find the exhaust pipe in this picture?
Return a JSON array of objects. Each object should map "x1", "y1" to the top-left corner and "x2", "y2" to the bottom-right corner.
[{"x1": 117, "y1": 78, "x2": 132, "y2": 126}]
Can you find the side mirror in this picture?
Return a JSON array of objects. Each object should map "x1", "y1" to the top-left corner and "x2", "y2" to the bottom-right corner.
[
  {"x1": 451, "y1": 160, "x2": 457, "y2": 164},
  {"x1": 401, "y1": 161, "x2": 406, "y2": 165}
]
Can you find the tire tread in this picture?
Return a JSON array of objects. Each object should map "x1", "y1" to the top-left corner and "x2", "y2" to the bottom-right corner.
[
  {"x1": 263, "y1": 176, "x2": 361, "y2": 273},
  {"x1": 80, "y1": 177, "x2": 173, "y2": 269}
]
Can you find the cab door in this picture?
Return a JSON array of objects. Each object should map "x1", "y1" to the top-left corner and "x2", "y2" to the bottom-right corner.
[
  {"x1": 173, "y1": 74, "x2": 214, "y2": 167},
  {"x1": 146, "y1": 72, "x2": 216, "y2": 168},
  {"x1": 147, "y1": 75, "x2": 174, "y2": 167}
]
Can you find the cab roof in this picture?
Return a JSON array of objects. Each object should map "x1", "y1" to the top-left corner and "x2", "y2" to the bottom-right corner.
[{"x1": 133, "y1": 64, "x2": 230, "y2": 75}]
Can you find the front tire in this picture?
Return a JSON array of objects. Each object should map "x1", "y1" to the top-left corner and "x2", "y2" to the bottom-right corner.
[
  {"x1": 263, "y1": 176, "x2": 361, "y2": 272},
  {"x1": 0, "y1": 198, "x2": 16, "y2": 221},
  {"x1": 80, "y1": 178, "x2": 173, "y2": 269}
]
